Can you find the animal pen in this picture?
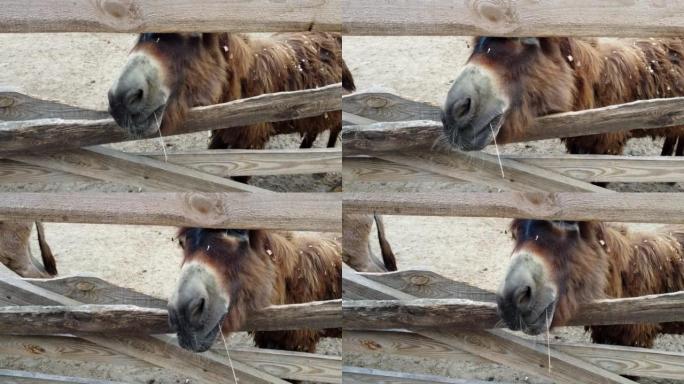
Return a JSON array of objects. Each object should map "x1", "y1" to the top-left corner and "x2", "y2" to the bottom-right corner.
[
  {"x1": 340, "y1": 2, "x2": 684, "y2": 383},
  {"x1": 0, "y1": 1, "x2": 342, "y2": 383}
]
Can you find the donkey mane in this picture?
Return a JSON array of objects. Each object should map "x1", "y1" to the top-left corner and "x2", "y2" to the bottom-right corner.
[
  {"x1": 511, "y1": 220, "x2": 684, "y2": 347},
  {"x1": 177, "y1": 227, "x2": 341, "y2": 352}
]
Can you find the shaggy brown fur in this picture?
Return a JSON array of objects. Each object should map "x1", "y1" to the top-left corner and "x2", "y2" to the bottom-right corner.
[
  {"x1": 470, "y1": 37, "x2": 684, "y2": 155},
  {"x1": 133, "y1": 32, "x2": 354, "y2": 150},
  {"x1": 343, "y1": 214, "x2": 397, "y2": 272},
  {"x1": 509, "y1": 219, "x2": 684, "y2": 347},
  {"x1": 177, "y1": 228, "x2": 341, "y2": 353},
  {"x1": 0, "y1": 221, "x2": 56, "y2": 278}
]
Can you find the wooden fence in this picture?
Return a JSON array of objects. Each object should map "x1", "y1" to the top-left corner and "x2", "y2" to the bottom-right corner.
[
  {"x1": 342, "y1": 266, "x2": 684, "y2": 384},
  {"x1": 0, "y1": 264, "x2": 341, "y2": 384}
]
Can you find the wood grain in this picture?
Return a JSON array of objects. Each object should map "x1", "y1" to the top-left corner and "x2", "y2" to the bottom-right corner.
[
  {"x1": 0, "y1": 369, "x2": 126, "y2": 384},
  {"x1": 0, "y1": 192, "x2": 341, "y2": 232},
  {"x1": 10, "y1": 146, "x2": 267, "y2": 192},
  {"x1": 342, "y1": 366, "x2": 494, "y2": 384},
  {"x1": 343, "y1": 192, "x2": 684, "y2": 224},
  {"x1": 0, "y1": 84, "x2": 342, "y2": 156},
  {"x1": 0, "y1": 87, "x2": 110, "y2": 122},
  {"x1": 0, "y1": 300, "x2": 340, "y2": 334},
  {"x1": 343, "y1": 91, "x2": 441, "y2": 123},
  {"x1": 28, "y1": 274, "x2": 167, "y2": 308},
  {"x1": 342, "y1": 1, "x2": 684, "y2": 37},
  {"x1": 343, "y1": 292, "x2": 684, "y2": 330},
  {"x1": 343, "y1": 268, "x2": 632, "y2": 384},
  {"x1": 0, "y1": 335, "x2": 342, "y2": 383},
  {"x1": 0, "y1": 159, "x2": 93, "y2": 185},
  {"x1": 0, "y1": 274, "x2": 288, "y2": 384},
  {"x1": 344, "y1": 331, "x2": 684, "y2": 380},
  {"x1": 342, "y1": 98, "x2": 684, "y2": 151},
  {"x1": 0, "y1": 0, "x2": 341, "y2": 33}
]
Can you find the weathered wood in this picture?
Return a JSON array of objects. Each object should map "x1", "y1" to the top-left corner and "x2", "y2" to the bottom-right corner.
[
  {"x1": 343, "y1": 91, "x2": 441, "y2": 123},
  {"x1": 0, "y1": 275, "x2": 288, "y2": 384},
  {"x1": 342, "y1": 98, "x2": 684, "y2": 151},
  {"x1": 343, "y1": 269, "x2": 632, "y2": 384},
  {"x1": 0, "y1": 87, "x2": 110, "y2": 122},
  {"x1": 10, "y1": 146, "x2": 267, "y2": 192},
  {"x1": 0, "y1": 335, "x2": 342, "y2": 383},
  {"x1": 0, "y1": 369, "x2": 126, "y2": 384},
  {"x1": 358, "y1": 269, "x2": 497, "y2": 302},
  {"x1": 342, "y1": 366, "x2": 494, "y2": 384},
  {"x1": 344, "y1": 330, "x2": 684, "y2": 380},
  {"x1": 343, "y1": 156, "x2": 465, "y2": 185},
  {"x1": 377, "y1": 151, "x2": 608, "y2": 192},
  {"x1": 0, "y1": 84, "x2": 342, "y2": 156},
  {"x1": 0, "y1": 300, "x2": 341, "y2": 335},
  {"x1": 343, "y1": 192, "x2": 684, "y2": 224},
  {"x1": 28, "y1": 274, "x2": 167, "y2": 308},
  {"x1": 0, "y1": 159, "x2": 93, "y2": 185},
  {"x1": 0, "y1": 0, "x2": 341, "y2": 33},
  {"x1": 0, "y1": 192, "x2": 341, "y2": 232},
  {"x1": 141, "y1": 148, "x2": 342, "y2": 177},
  {"x1": 509, "y1": 154, "x2": 684, "y2": 183},
  {"x1": 342, "y1": 1, "x2": 684, "y2": 37},
  {"x1": 343, "y1": 292, "x2": 684, "y2": 330}
]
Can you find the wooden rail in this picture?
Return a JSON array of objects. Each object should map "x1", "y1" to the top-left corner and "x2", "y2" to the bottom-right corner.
[
  {"x1": 342, "y1": 93, "x2": 684, "y2": 152},
  {"x1": 0, "y1": 299, "x2": 341, "y2": 335},
  {"x1": 342, "y1": 0, "x2": 684, "y2": 37},
  {"x1": 343, "y1": 292, "x2": 684, "y2": 330},
  {"x1": 0, "y1": 192, "x2": 341, "y2": 232},
  {"x1": 343, "y1": 192, "x2": 684, "y2": 224},
  {"x1": 0, "y1": 0, "x2": 341, "y2": 33},
  {"x1": 0, "y1": 84, "x2": 342, "y2": 156}
]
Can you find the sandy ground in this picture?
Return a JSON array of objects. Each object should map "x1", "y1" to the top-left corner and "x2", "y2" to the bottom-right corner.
[
  {"x1": 0, "y1": 33, "x2": 339, "y2": 383},
  {"x1": 342, "y1": 36, "x2": 684, "y2": 383}
]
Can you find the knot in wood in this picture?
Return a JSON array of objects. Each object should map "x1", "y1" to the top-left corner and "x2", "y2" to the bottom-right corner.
[
  {"x1": 76, "y1": 281, "x2": 95, "y2": 292},
  {"x1": 0, "y1": 96, "x2": 14, "y2": 108},
  {"x1": 409, "y1": 274, "x2": 430, "y2": 286},
  {"x1": 469, "y1": 0, "x2": 519, "y2": 32},
  {"x1": 366, "y1": 96, "x2": 388, "y2": 109},
  {"x1": 96, "y1": 0, "x2": 143, "y2": 31}
]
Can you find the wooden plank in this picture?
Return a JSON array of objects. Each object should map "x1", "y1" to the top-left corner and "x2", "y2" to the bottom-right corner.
[
  {"x1": 509, "y1": 154, "x2": 684, "y2": 183},
  {"x1": 376, "y1": 151, "x2": 608, "y2": 192},
  {"x1": 0, "y1": 192, "x2": 341, "y2": 232},
  {"x1": 342, "y1": 98, "x2": 684, "y2": 152},
  {"x1": 28, "y1": 274, "x2": 167, "y2": 308},
  {"x1": 343, "y1": 292, "x2": 684, "y2": 330},
  {"x1": 0, "y1": 87, "x2": 110, "y2": 122},
  {"x1": 0, "y1": 369, "x2": 126, "y2": 384},
  {"x1": 0, "y1": 300, "x2": 340, "y2": 335},
  {"x1": 10, "y1": 146, "x2": 267, "y2": 192},
  {"x1": 0, "y1": 159, "x2": 93, "y2": 185},
  {"x1": 342, "y1": 91, "x2": 441, "y2": 123},
  {"x1": 358, "y1": 269, "x2": 497, "y2": 302},
  {"x1": 341, "y1": 366, "x2": 496, "y2": 384},
  {"x1": 342, "y1": 1, "x2": 684, "y2": 37},
  {"x1": 0, "y1": 84, "x2": 342, "y2": 156},
  {"x1": 141, "y1": 148, "x2": 342, "y2": 177},
  {"x1": 0, "y1": 0, "x2": 340, "y2": 33},
  {"x1": 344, "y1": 331, "x2": 684, "y2": 380},
  {"x1": 343, "y1": 269, "x2": 633, "y2": 384},
  {"x1": 343, "y1": 192, "x2": 684, "y2": 224},
  {"x1": 0, "y1": 276, "x2": 288, "y2": 384},
  {"x1": 0, "y1": 335, "x2": 342, "y2": 383},
  {"x1": 343, "y1": 156, "x2": 465, "y2": 185}
]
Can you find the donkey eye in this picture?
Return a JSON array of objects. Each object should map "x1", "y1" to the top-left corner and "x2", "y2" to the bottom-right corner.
[{"x1": 520, "y1": 37, "x2": 540, "y2": 48}]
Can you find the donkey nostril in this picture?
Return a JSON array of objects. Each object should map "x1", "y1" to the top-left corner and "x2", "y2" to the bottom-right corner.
[
  {"x1": 515, "y1": 285, "x2": 532, "y2": 307},
  {"x1": 452, "y1": 97, "x2": 472, "y2": 119},
  {"x1": 190, "y1": 297, "x2": 205, "y2": 322},
  {"x1": 126, "y1": 88, "x2": 144, "y2": 107}
]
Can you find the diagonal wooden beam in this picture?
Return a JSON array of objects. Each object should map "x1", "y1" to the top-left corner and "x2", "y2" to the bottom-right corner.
[
  {"x1": 342, "y1": 267, "x2": 634, "y2": 384},
  {"x1": 0, "y1": 267, "x2": 287, "y2": 384},
  {"x1": 9, "y1": 146, "x2": 268, "y2": 193}
]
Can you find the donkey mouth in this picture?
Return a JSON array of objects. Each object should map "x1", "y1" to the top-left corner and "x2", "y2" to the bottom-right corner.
[
  {"x1": 176, "y1": 312, "x2": 227, "y2": 353},
  {"x1": 447, "y1": 112, "x2": 503, "y2": 152},
  {"x1": 109, "y1": 104, "x2": 166, "y2": 139},
  {"x1": 519, "y1": 301, "x2": 556, "y2": 336}
]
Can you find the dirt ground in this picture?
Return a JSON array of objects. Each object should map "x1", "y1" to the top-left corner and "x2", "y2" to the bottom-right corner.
[
  {"x1": 0, "y1": 33, "x2": 338, "y2": 383},
  {"x1": 342, "y1": 36, "x2": 684, "y2": 383}
]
